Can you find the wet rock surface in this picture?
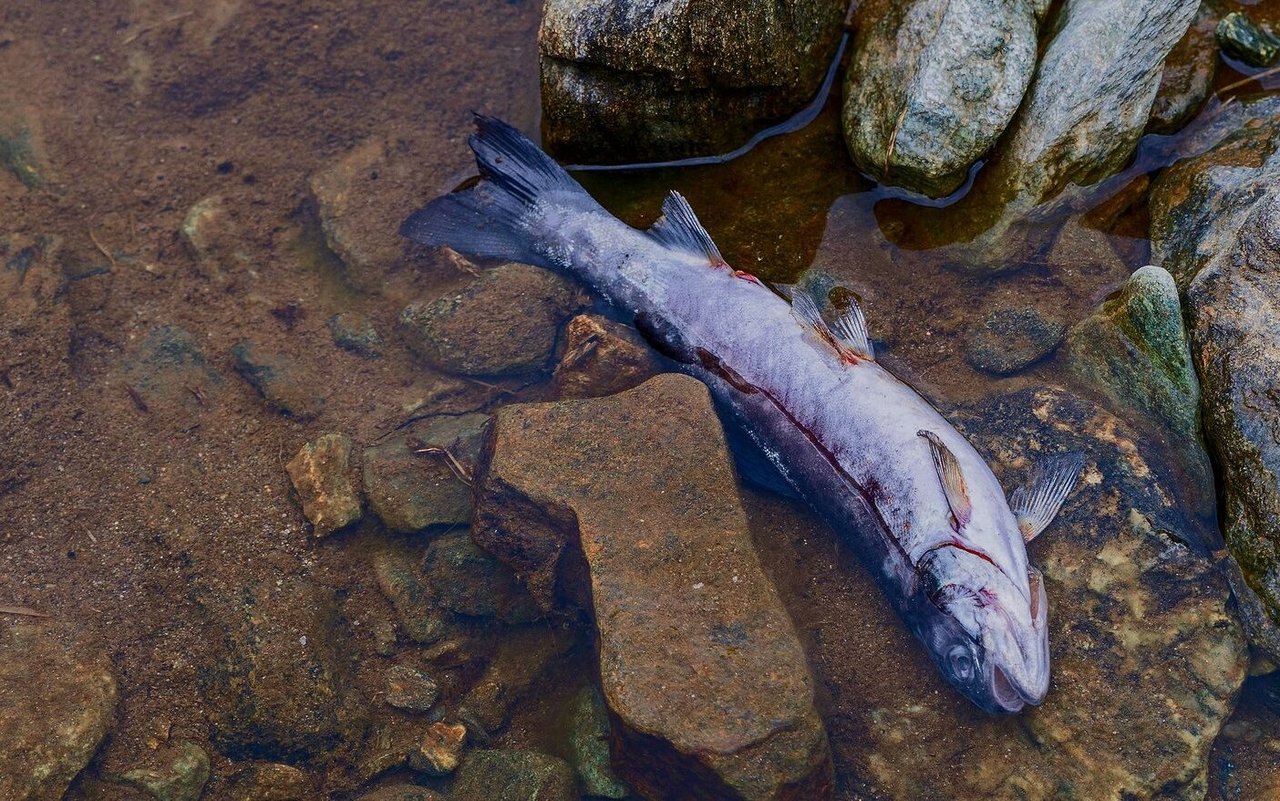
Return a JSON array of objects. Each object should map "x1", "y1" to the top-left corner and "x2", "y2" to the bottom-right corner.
[
  {"x1": 399, "y1": 263, "x2": 584, "y2": 378},
  {"x1": 475, "y1": 374, "x2": 833, "y2": 801},
  {"x1": 752, "y1": 386, "x2": 1246, "y2": 800},
  {"x1": 539, "y1": 0, "x2": 847, "y2": 162},
  {"x1": 221, "y1": 762, "x2": 312, "y2": 801},
  {"x1": 382, "y1": 665, "x2": 440, "y2": 712},
  {"x1": 843, "y1": 0, "x2": 1039, "y2": 197},
  {"x1": 230, "y1": 339, "x2": 324, "y2": 421},
  {"x1": 328, "y1": 312, "x2": 384, "y2": 359},
  {"x1": 422, "y1": 530, "x2": 540, "y2": 624},
  {"x1": 1217, "y1": 11, "x2": 1280, "y2": 67},
  {"x1": 565, "y1": 685, "x2": 630, "y2": 799},
  {"x1": 0, "y1": 623, "x2": 118, "y2": 801},
  {"x1": 1150, "y1": 97, "x2": 1280, "y2": 659},
  {"x1": 1148, "y1": 2, "x2": 1219, "y2": 134},
  {"x1": 552, "y1": 313, "x2": 662, "y2": 399},
  {"x1": 451, "y1": 750, "x2": 578, "y2": 801},
  {"x1": 114, "y1": 741, "x2": 211, "y2": 801},
  {"x1": 286, "y1": 433, "x2": 362, "y2": 537},
  {"x1": 964, "y1": 305, "x2": 1065, "y2": 375},
  {"x1": 197, "y1": 576, "x2": 366, "y2": 765},
  {"x1": 363, "y1": 413, "x2": 487, "y2": 533}
]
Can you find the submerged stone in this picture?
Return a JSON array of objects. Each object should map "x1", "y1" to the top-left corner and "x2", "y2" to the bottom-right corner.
[
  {"x1": 407, "y1": 720, "x2": 467, "y2": 776},
  {"x1": 964, "y1": 306, "x2": 1065, "y2": 375},
  {"x1": 221, "y1": 762, "x2": 311, "y2": 801},
  {"x1": 539, "y1": 0, "x2": 847, "y2": 162},
  {"x1": 286, "y1": 433, "x2": 362, "y2": 537},
  {"x1": 0, "y1": 623, "x2": 118, "y2": 801},
  {"x1": 456, "y1": 626, "x2": 575, "y2": 739},
  {"x1": 1148, "y1": 2, "x2": 1218, "y2": 134},
  {"x1": 422, "y1": 530, "x2": 539, "y2": 624},
  {"x1": 843, "y1": 0, "x2": 1040, "y2": 197},
  {"x1": 1217, "y1": 11, "x2": 1280, "y2": 67},
  {"x1": 474, "y1": 374, "x2": 833, "y2": 800},
  {"x1": 383, "y1": 665, "x2": 440, "y2": 712},
  {"x1": 450, "y1": 750, "x2": 577, "y2": 801},
  {"x1": 328, "y1": 312, "x2": 384, "y2": 359},
  {"x1": 552, "y1": 314, "x2": 662, "y2": 399},
  {"x1": 370, "y1": 537, "x2": 447, "y2": 645},
  {"x1": 115, "y1": 741, "x2": 211, "y2": 801},
  {"x1": 399, "y1": 263, "x2": 583, "y2": 378},
  {"x1": 231, "y1": 339, "x2": 323, "y2": 421},
  {"x1": 0, "y1": 108, "x2": 48, "y2": 188},
  {"x1": 565, "y1": 685, "x2": 630, "y2": 799}
]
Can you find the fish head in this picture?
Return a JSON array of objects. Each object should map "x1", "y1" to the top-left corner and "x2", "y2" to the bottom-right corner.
[{"x1": 914, "y1": 547, "x2": 1049, "y2": 714}]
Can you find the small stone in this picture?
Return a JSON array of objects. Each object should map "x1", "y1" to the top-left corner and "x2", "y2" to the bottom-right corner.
[
  {"x1": 422, "y1": 530, "x2": 539, "y2": 624},
  {"x1": 222, "y1": 762, "x2": 311, "y2": 801},
  {"x1": 0, "y1": 623, "x2": 119, "y2": 801},
  {"x1": 123, "y1": 324, "x2": 224, "y2": 414},
  {"x1": 286, "y1": 433, "x2": 362, "y2": 537},
  {"x1": 373, "y1": 619, "x2": 399, "y2": 657},
  {"x1": 328, "y1": 312, "x2": 384, "y2": 358},
  {"x1": 450, "y1": 750, "x2": 577, "y2": 801},
  {"x1": 964, "y1": 307, "x2": 1065, "y2": 375},
  {"x1": 231, "y1": 339, "x2": 323, "y2": 421},
  {"x1": 566, "y1": 685, "x2": 629, "y2": 799},
  {"x1": 309, "y1": 138, "x2": 405, "y2": 290},
  {"x1": 0, "y1": 107, "x2": 48, "y2": 188},
  {"x1": 1217, "y1": 11, "x2": 1280, "y2": 67},
  {"x1": 398, "y1": 263, "x2": 584, "y2": 378},
  {"x1": 384, "y1": 666, "x2": 440, "y2": 712},
  {"x1": 356, "y1": 783, "x2": 445, "y2": 801},
  {"x1": 362, "y1": 413, "x2": 487, "y2": 533},
  {"x1": 181, "y1": 195, "x2": 252, "y2": 280},
  {"x1": 552, "y1": 314, "x2": 662, "y2": 399},
  {"x1": 370, "y1": 538, "x2": 446, "y2": 645},
  {"x1": 116, "y1": 741, "x2": 211, "y2": 801},
  {"x1": 407, "y1": 721, "x2": 468, "y2": 776},
  {"x1": 457, "y1": 626, "x2": 576, "y2": 740}
]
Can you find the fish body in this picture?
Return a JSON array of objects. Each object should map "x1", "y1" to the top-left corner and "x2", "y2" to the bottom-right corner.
[{"x1": 402, "y1": 117, "x2": 1081, "y2": 713}]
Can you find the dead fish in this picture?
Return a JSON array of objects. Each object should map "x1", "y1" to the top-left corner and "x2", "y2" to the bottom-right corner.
[{"x1": 401, "y1": 116, "x2": 1082, "y2": 714}]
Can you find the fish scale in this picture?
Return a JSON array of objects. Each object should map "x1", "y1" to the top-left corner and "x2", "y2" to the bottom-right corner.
[{"x1": 401, "y1": 115, "x2": 1082, "y2": 714}]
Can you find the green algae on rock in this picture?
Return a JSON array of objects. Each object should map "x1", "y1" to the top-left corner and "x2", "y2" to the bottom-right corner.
[
  {"x1": 565, "y1": 685, "x2": 630, "y2": 799},
  {"x1": 474, "y1": 374, "x2": 833, "y2": 801},
  {"x1": 0, "y1": 623, "x2": 119, "y2": 801},
  {"x1": 1217, "y1": 11, "x2": 1280, "y2": 68},
  {"x1": 1065, "y1": 265, "x2": 1215, "y2": 519},
  {"x1": 539, "y1": 0, "x2": 846, "y2": 162},
  {"x1": 842, "y1": 0, "x2": 1040, "y2": 197}
]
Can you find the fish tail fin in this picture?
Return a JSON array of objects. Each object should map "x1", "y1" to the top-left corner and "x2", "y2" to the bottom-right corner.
[{"x1": 399, "y1": 115, "x2": 593, "y2": 268}]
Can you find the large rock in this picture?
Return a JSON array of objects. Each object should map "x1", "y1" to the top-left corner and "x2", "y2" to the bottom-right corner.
[
  {"x1": 539, "y1": 0, "x2": 847, "y2": 162},
  {"x1": 474, "y1": 374, "x2": 832, "y2": 801},
  {"x1": 1065, "y1": 265, "x2": 1215, "y2": 519},
  {"x1": 749, "y1": 387, "x2": 1246, "y2": 799},
  {"x1": 842, "y1": 0, "x2": 1040, "y2": 197},
  {"x1": 197, "y1": 576, "x2": 367, "y2": 764},
  {"x1": 0, "y1": 623, "x2": 118, "y2": 801},
  {"x1": 1150, "y1": 97, "x2": 1280, "y2": 660},
  {"x1": 399, "y1": 264, "x2": 584, "y2": 378}
]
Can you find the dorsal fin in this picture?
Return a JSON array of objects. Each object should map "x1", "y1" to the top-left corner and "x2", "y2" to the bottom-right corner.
[
  {"x1": 918, "y1": 430, "x2": 973, "y2": 529},
  {"x1": 790, "y1": 288, "x2": 869, "y2": 364},
  {"x1": 648, "y1": 192, "x2": 724, "y2": 264},
  {"x1": 830, "y1": 296, "x2": 874, "y2": 360}
]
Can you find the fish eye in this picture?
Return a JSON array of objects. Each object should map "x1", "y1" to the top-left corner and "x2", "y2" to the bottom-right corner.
[{"x1": 948, "y1": 644, "x2": 974, "y2": 680}]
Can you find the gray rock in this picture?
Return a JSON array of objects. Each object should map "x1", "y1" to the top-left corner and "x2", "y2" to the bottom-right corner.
[
  {"x1": 1149, "y1": 96, "x2": 1280, "y2": 660},
  {"x1": 370, "y1": 537, "x2": 447, "y2": 645},
  {"x1": 222, "y1": 762, "x2": 311, "y2": 801},
  {"x1": 0, "y1": 623, "x2": 118, "y2": 801},
  {"x1": 328, "y1": 312, "x2": 383, "y2": 359},
  {"x1": 1217, "y1": 11, "x2": 1280, "y2": 67},
  {"x1": 400, "y1": 263, "x2": 584, "y2": 378},
  {"x1": 286, "y1": 433, "x2": 362, "y2": 537},
  {"x1": 1066, "y1": 265, "x2": 1215, "y2": 517},
  {"x1": 756, "y1": 386, "x2": 1244, "y2": 799},
  {"x1": 995, "y1": 0, "x2": 1197, "y2": 206},
  {"x1": 115, "y1": 741, "x2": 211, "y2": 801},
  {"x1": 231, "y1": 339, "x2": 323, "y2": 421},
  {"x1": 473, "y1": 375, "x2": 833, "y2": 800},
  {"x1": 964, "y1": 306, "x2": 1065, "y2": 375},
  {"x1": 383, "y1": 665, "x2": 440, "y2": 712},
  {"x1": 422, "y1": 530, "x2": 539, "y2": 624},
  {"x1": 565, "y1": 685, "x2": 629, "y2": 799},
  {"x1": 1148, "y1": 2, "x2": 1218, "y2": 134},
  {"x1": 539, "y1": 0, "x2": 847, "y2": 162},
  {"x1": 451, "y1": 750, "x2": 577, "y2": 801},
  {"x1": 123, "y1": 324, "x2": 224, "y2": 415},
  {"x1": 197, "y1": 576, "x2": 366, "y2": 764},
  {"x1": 363, "y1": 413, "x2": 488, "y2": 533},
  {"x1": 843, "y1": 0, "x2": 1040, "y2": 197},
  {"x1": 0, "y1": 107, "x2": 48, "y2": 188}
]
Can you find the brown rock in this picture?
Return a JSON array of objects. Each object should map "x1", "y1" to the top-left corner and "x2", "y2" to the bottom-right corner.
[
  {"x1": 456, "y1": 625, "x2": 575, "y2": 739},
  {"x1": 1147, "y1": 2, "x2": 1218, "y2": 134},
  {"x1": 407, "y1": 721, "x2": 468, "y2": 776},
  {"x1": 473, "y1": 374, "x2": 832, "y2": 801},
  {"x1": 363, "y1": 413, "x2": 487, "y2": 534},
  {"x1": 552, "y1": 314, "x2": 662, "y2": 399},
  {"x1": 222, "y1": 762, "x2": 312, "y2": 801},
  {"x1": 286, "y1": 433, "x2": 362, "y2": 537}
]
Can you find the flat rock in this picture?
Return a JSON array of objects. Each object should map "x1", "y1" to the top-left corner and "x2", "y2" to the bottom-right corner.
[
  {"x1": 196, "y1": 576, "x2": 366, "y2": 765},
  {"x1": 964, "y1": 306, "x2": 1065, "y2": 375},
  {"x1": 539, "y1": 0, "x2": 847, "y2": 162},
  {"x1": 383, "y1": 665, "x2": 439, "y2": 712},
  {"x1": 473, "y1": 374, "x2": 832, "y2": 801},
  {"x1": 1150, "y1": 96, "x2": 1280, "y2": 659},
  {"x1": 450, "y1": 750, "x2": 577, "y2": 801},
  {"x1": 399, "y1": 263, "x2": 584, "y2": 378},
  {"x1": 843, "y1": 0, "x2": 1040, "y2": 197},
  {"x1": 363, "y1": 413, "x2": 488, "y2": 533},
  {"x1": 751, "y1": 386, "x2": 1246, "y2": 799},
  {"x1": 551, "y1": 314, "x2": 662, "y2": 399},
  {"x1": 1066, "y1": 265, "x2": 1215, "y2": 517},
  {"x1": 0, "y1": 623, "x2": 118, "y2": 801},
  {"x1": 286, "y1": 433, "x2": 362, "y2": 537}
]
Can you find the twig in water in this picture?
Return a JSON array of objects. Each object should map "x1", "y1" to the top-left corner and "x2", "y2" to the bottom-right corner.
[
  {"x1": 0, "y1": 604, "x2": 51, "y2": 618},
  {"x1": 413, "y1": 445, "x2": 473, "y2": 485}
]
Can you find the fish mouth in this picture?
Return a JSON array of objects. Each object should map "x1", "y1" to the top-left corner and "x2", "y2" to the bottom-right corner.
[{"x1": 990, "y1": 665, "x2": 1028, "y2": 713}]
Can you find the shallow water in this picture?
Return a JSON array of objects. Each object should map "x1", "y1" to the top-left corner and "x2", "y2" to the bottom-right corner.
[{"x1": 3, "y1": 0, "x2": 1280, "y2": 799}]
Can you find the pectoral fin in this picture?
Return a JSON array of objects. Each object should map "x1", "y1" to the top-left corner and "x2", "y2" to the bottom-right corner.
[
  {"x1": 1010, "y1": 452, "x2": 1085, "y2": 542},
  {"x1": 918, "y1": 430, "x2": 972, "y2": 529}
]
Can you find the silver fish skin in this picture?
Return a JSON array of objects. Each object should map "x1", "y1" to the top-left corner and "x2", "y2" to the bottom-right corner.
[{"x1": 401, "y1": 117, "x2": 1082, "y2": 714}]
